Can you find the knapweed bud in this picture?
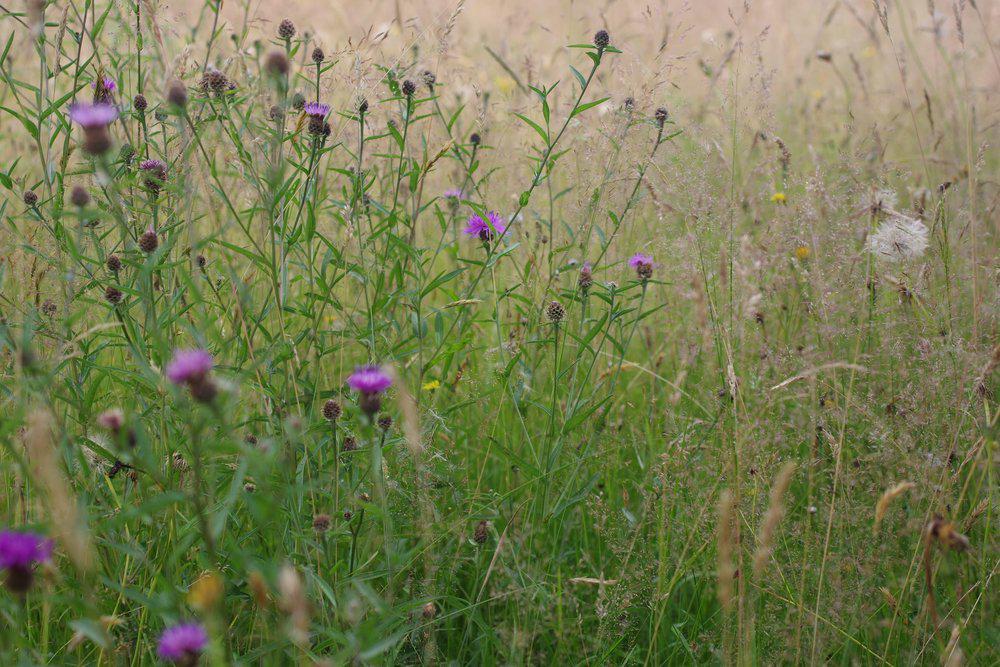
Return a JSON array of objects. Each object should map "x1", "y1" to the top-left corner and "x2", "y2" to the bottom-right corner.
[
  {"x1": 578, "y1": 262, "x2": 593, "y2": 293},
  {"x1": 104, "y1": 285, "x2": 123, "y2": 305},
  {"x1": 200, "y1": 68, "x2": 229, "y2": 95},
  {"x1": 312, "y1": 514, "x2": 331, "y2": 533},
  {"x1": 23, "y1": 190, "x2": 38, "y2": 207},
  {"x1": 422, "y1": 602, "x2": 436, "y2": 619},
  {"x1": 196, "y1": 254, "x2": 207, "y2": 270},
  {"x1": 133, "y1": 93, "x2": 147, "y2": 112},
  {"x1": 473, "y1": 520, "x2": 489, "y2": 544},
  {"x1": 469, "y1": 132, "x2": 481, "y2": 146},
  {"x1": 268, "y1": 104, "x2": 284, "y2": 121},
  {"x1": 322, "y1": 399, "x2": 342, "y2": 422},
  {"x1": 341, "y1": 436, "x2": 357, "y2": 452},
  {"x1": 594, "y1": 29, "x2": 610, "y2": 49},
  {"x1": 138, "y1": 227, "x2": 159, "y2": 253},
  {"x1": 265, "y1": 50, "x2": 290, "y2": 77},
  {"x1": 106, "y1": 254, "x2": 122, "y2": 273},
  {"x1": 545, "y1": 300, "x2": 566, "y2": 323},
  {"x1": 311, "y1": 46, "x2": 324, "y2": 64},
  {"x1": 70, "y1": 185, "x2": 90, "y2": 207},
  {"x1": 358, "y1": 98, "x2": 369, "y2": 114},
  {"x1": 277, "y1": 18, "x2": 296, "y2": 40},
  {"x1": 401, "y1": 79, "x2": 416, "y2": 97},
  {"x1": 654, "y1": 107, "x2": 668, "y2": 127},
  {"x1": 41, "y1": 299, "x2": 56, "y2": 317},
  {"x1": 166, "y1": 80, "x2": 187, "y2": 108},
  {"x1": 377, "y1": 414, "x2": 392, "y2": 431},
  {"x1": 422, "y1": 70, "x2": 436, "y2": 91},
  {"x1": 291, "y1": 92, "x2": 306, "y2": 110}
]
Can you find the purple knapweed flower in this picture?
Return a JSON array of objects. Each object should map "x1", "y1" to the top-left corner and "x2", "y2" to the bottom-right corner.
[
  {"x1": 157, "y1": 623, "x2": 208, "y2": 664},
  {"x1": 69, "y1": 102, "x2": 118, "y2": 154},
  {"x1": 166, "y1": 349, "x2": 213, "y2": 386},
  {"x1": 139, "y1": 159, "x2": 168, "y2": 193},
  {"x1": 463, "y1": 211, "x2": 506, "y2": 242},
  {"x1": 443, "y1": 188, "x2": 463, "y2": 199},
  {"x1": 347, "y1": 365, "x2": 392, "y2": 417},
  {"x1": 347, "y1": 366, "x2": 392, "y2": 394},
  {"x1": 92, "y1": 77, "x2": 116, "y2": 103},
  {"x1": 0, "y1": 530, "x2": 53, "y2": 593},
  {"x1": 628, "y1": 253, "x2": 655, "y2": 281},
  {"x1": 68, "y1": 102, "x2": 119, "y2": 128},
  {"x1": 92, "y1": 77, "x2": 116, "y2": 92},
  {"x1": 303, "y1": 102, "x2": 330, "y2": 118}
]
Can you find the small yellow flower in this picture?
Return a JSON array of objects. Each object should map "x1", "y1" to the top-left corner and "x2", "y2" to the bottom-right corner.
[
  {"x1": 770, "y1": 192, "x2": 787, "y2": 204},
  {"x1": 422, "y1": 379, "x2": 441, "y2": 391},
  {"x1": 494, "y1": 76, "x2": 516, "y2": 95},
  {"x1": 795, "y1": 246, "x2": 811, "y2": 261}
]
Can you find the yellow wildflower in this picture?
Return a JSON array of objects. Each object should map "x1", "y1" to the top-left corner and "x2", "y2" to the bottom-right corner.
[
  {"x1": 422, "y1": 379, "x2": 441, "y2": 391},
  {"x1": 770, "y1": 192, "x2": 787, "y2": 204},
  {"x1": 795, "y1": 246, "x2": 811, "y2": 261}
]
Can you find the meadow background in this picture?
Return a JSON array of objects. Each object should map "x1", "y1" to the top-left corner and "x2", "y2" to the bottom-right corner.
[{"x1": 0, "y1": 0, "x2": 997, "y2": 664}]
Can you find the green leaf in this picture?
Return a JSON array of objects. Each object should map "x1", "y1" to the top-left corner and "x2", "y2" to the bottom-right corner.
[{"x1": 571, "y1": 97, "x2": 610, "y2": 118}]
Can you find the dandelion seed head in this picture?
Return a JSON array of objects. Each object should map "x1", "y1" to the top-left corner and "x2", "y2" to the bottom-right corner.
[{"x1": 867, "y1": 213, "x2": 929, "y2": 263}]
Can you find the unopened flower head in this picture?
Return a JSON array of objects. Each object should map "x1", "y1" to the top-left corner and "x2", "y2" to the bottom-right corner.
[
  {"x1": 867, "y1": 213, "x2": 929, "y2": 263},
  {"x1": 166, "y1": 348, "x2": 213, "y2": 385},
  {"x1": 157, "y1": 623, "x2": 208, "y2": 664},
  {"x1": 0, "y1": 530, "x2": 53, "y2": 593},
  {"x1": 464, "y1": 211, "x2": 506, "y2": 242}
]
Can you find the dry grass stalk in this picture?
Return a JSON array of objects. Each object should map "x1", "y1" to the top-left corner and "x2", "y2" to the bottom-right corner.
[
  {"x1": 24, "y1": 409, "x2": 94, "y2": 573},
  {"x1": 873, "y1": 481, "x2": 915, "y2": 534},
  {"x1": 716, "y1": 489, "x2": 737, "y2": 611},
  {"x1": 943, "y1": 623, "x2": 964, "y2": 666},
  {"x1": 752, "y1": 462, "x2": 795, "y2": 576},
  {"x1": 278, "y1": 564, "x2": 310, "y2": 647}
]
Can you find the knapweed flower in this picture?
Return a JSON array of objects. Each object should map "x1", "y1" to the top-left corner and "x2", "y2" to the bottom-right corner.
[
  {"x1": 867, "y1": 213, "x2": 929, "y2": 263},
  {"x1": 68, "y1": 102, "x2": 119, "y2": 154},
  {"x1": 157, "y1": 622, "x2": 208, "y2": 665},
  {"x1": 463, "y1": 211, "x2": 506, "y2": 242},
  {"x1": 139, "y1": 159, "x2": 168, "y2": 194},
  {"x1": 0, "y1": 530, "x2": 53, "y2": 594},
  {"x1": 347, "y1": 365, "x2": 392, "y2": 416},
  {"x1": 304, "y1": 102, "x2": 330, "y2": 118},
  {"x1": 92, "y1": 76, "x2": 116, "y2": 103},
  {"x1": 199, "y1": 68, "x2": 229, "y2": 95},
  {"x1": 443, "y1": 188, "x2": 463, "y2": 199},
  {"x1": 166, "y1": 349, "x2": 213, "y2": 384},
  {"x1": 629, "y1": 253, "x2": 655, "y2": 282}
]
